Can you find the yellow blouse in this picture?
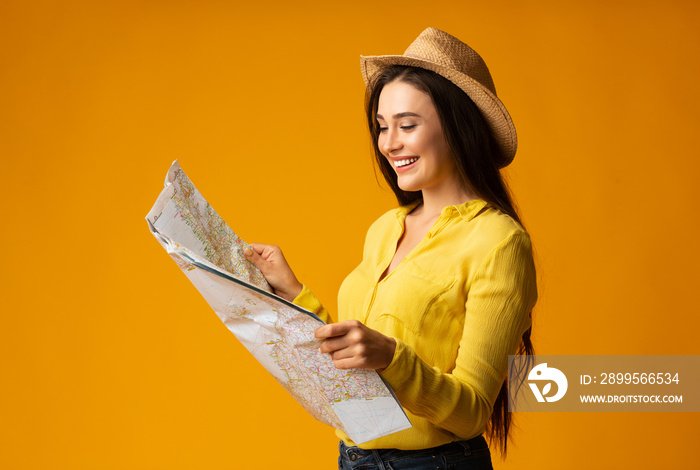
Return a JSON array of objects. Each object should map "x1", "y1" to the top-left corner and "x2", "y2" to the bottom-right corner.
[{"x1": 293, "y1": 198, "x2": 537, "y2": 450}]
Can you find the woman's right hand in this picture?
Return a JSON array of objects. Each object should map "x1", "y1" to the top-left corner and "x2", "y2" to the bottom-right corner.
[{"x1": 243, "y1": 243, "x2": 303, "y2": 302}]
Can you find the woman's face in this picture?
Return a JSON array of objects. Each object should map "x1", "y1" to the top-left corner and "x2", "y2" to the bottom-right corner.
[{"x1": 376, "y1": 80, "x2": 458, "y2": 194}]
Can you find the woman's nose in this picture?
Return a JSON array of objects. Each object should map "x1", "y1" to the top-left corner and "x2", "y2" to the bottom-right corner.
[{"x1": 382, "y1": 128, "x2": 402, "y2": 154}]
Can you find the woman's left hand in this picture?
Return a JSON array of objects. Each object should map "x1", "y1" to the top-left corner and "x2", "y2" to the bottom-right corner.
[{"x1": 315, "y1": 320, "x2": 396, "y2": 371}]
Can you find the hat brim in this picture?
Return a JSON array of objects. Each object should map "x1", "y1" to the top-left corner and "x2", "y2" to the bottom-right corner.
[{"x1": 360, "y1": 54, "x2": 517, "y2": 167}]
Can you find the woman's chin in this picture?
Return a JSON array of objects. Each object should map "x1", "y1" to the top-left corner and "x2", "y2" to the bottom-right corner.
[
  {"x1": 398, "y1": 184, "x2": 421, "y2": 193},
  {"x1": 396, "y1": 178, "x2": 422, "y2": 193}
]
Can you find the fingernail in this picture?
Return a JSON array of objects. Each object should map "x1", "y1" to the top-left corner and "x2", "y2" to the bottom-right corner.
[{"x1": 244, "y1": 248, "x2": 252, "y2": 256}]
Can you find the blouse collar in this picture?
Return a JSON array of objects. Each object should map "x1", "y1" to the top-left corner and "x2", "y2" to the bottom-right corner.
[{"x1": 395, "y1": 198, "x2": 488, "y2": 222}]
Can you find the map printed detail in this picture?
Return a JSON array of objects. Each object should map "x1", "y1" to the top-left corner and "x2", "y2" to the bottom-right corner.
[{"x1": 146, "y1": 161, "x2": 411, "y2": 444}]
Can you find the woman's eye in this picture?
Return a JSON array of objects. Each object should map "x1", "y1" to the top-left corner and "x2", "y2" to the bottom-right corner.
[
  {"x1": 400, "y1": 125, "x2": 417, "y2": 131},
  {"x1": 378, "y1": 126, "x2": 388, "y2": 133}
]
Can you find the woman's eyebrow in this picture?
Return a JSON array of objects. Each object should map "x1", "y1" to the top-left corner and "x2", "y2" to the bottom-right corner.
[{"x1": 376, "y1": 112, "x2": 421, "y2": 120}]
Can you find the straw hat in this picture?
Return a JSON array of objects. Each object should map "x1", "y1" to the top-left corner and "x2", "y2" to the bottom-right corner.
[{"x1": 360, "y1": 27, "x2": 517, "y2": 168}]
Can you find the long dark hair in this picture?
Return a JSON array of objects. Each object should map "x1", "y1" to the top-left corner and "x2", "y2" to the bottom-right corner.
[{"x1": 365, "y1": 65, "x2": 535, "y2": 456}]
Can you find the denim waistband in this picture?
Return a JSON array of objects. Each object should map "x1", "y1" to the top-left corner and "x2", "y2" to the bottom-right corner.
[{"x1": 340, "y1": 434, "x2": 488, "y2": 463}]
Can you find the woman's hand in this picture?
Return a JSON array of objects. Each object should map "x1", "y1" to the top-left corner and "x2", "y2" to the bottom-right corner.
[
  {"x1": 315, "y1": 320, "x2": 397, "y2": 371},
  {"x1": 243, "y1": 243, "x2": 303, "y2": 302}
]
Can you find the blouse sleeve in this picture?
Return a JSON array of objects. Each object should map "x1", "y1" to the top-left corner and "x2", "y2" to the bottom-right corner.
[
  {"x1": 292, "y1": 284, "x2": 334, "y2": 325},
  {"x1": 379, "y1": 231, "x2": 537, "y2": 438}
]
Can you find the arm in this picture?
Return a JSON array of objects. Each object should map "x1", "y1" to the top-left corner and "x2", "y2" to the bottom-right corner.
[{"x1": 244, "y1": 243, "x2": 333, "y2": 324}]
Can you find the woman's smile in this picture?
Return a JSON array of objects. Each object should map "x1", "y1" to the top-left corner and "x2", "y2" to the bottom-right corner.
[{"x1": 391, "y1": 156, "x2": 420, "y2": 172}]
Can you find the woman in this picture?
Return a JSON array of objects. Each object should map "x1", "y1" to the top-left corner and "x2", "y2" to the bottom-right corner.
[{"x1": 244, "y1": 27, "x2": 537, "y2": 469}]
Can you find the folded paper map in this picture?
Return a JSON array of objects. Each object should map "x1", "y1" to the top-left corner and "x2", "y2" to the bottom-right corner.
[{"x1": 146, "y1": 161, "x2": 411, "y2": 444}]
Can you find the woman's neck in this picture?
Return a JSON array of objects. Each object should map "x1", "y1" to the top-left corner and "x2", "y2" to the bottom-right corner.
[{"x1": 417, "y1": 180, "x2": 478, "y2": 219}]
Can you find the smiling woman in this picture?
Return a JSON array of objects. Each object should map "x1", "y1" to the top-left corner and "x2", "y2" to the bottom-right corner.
[{"x1": 244, "y1": 27, "x2": 536, "y2": 469}]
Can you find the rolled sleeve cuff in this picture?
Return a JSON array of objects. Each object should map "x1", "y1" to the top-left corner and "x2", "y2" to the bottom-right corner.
[
  {"x1": 379, "y1": 338, "x2": 413, "y2": 389},
  {"x1": 292, "y1": 284, "x2": 324, "y2": 316}
]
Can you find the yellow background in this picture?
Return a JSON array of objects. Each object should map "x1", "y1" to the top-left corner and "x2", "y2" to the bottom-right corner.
[{"x1": 1, "y1": 1, "x2": 698, "y2": 468}]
